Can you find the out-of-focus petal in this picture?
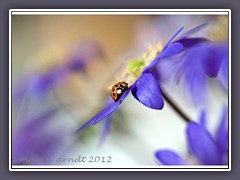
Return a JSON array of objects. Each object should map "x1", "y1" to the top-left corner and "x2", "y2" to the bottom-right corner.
[
  {"x1": 168, "y1": 46, "x2": 208, "y2": 106},
  {"x1": 177, "y1": 37, "x2": 209, "y2": 49},
  {"x1": 75, "y1": 89, "x2": 131, "y2": 134},
  {"x1": 28, "y1": 74, "x2": 53, "y2": 96},
  {"x1": 67, "y1": 57, "x2": 86, "y2": 72},
  {"x1": 179, "y1": 23, "x2": 208, "y2": 39},
  {"x1": 155, "y1": 150, "x2": 187, "y2": 165},
  {"x1": 158, "y1": 41, "x2": 224, "y2": 106},
  {"x1": 218, "y1": 44, "x2": 229, "y2": 91},
  {"x1": 67, "y1": 40, "x2": 105, "y2": 73},
  {"x1": 186, "y1": 122, "x2": 222, "y2": 165},
  {"x1": 198, "y1": 110, "x2": 207, "y2": 129},
  {"x1": 97, "y1": 115, "x2": 113, "y2": 148},
  {"x1": 200, "y1": 43, "x2": 227, "y2": 78},
  {"x1": 185, "y1": 63, "x2": 208, "y2": 106},
  {"x1": 12, "y1": 108, "x2": 62, "y2": 165},
  {"x1": 131, "y1": 73, "x2": 164, "y2": 110},
  {"x1": 215, "y1": 106, "x2": 228, "y2": 156},
  {"x1": 28, "y1": 67, "x2": 67, "y2": 98},
  {"x1": 163, "y1": 26, "x2": 184, "y2": 48},
  {"x1": 13, "y1": 79, "x2": 28, "y2": 104}
]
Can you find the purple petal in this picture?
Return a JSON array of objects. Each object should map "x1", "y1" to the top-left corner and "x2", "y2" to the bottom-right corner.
[
  {"x1": 12, "y1": 108, "x2": 62, "y2": 165},
  {"x1": 177, "y1": 37, "x2": 209, "y2": 49},
  {"x1": 186, "y1": 122, "x2": 222, "y2": 165},
  {"x1": 215, "y1": 106, "x2": 228, "y2": 156},
  {"x1": 200, "y1": 43, "x2": 227, "y2": 78},
  {"x1": 142, "y1": 27, "x2": 184, "y2": 74},
  {"x1": 174, "y1": 44, "x2": 209, "y2": 106},
  {"x1": 75, "y1": 89, "x2": 130, "y2": 134},
  {"x1": 28, "y1": 67, "x2": 67, "y2": 98},
  {"x1": 93, "y1": 89, "x2": 130, "y2": 125},
  {"x1": 68, "y1": 57, "x2": 86, "y2": 72},
  {"x1": 175, "y1": 49, "x2": 207, "y2": 105},
  {"x1": 163, "y1": 26, "x2": 184, "y2": 49},
  {"x1": 155, "y1": 150, "x2": 187, "y2": 165},
  {"x1": 97, "y1": 115, "x2": 113, "y2": 148},
  {"x1": 159, "y1": 42, "x2": 184, "y2": 59},
  {"x1": 143, "y1": 42, "x2": 184, "y2": 73},
  {"x1": 131, "y1": 73, "x2": 164, "y2": 110},
  {"x1": 218, "y1": 44, "x2": 229, "y2": 91},
  {"x1": 198, "y1": 110, "x2": 207, "y2": 129},
  {"x1": 67, "y1": 40, "x2": 105, "y2": 73},
  {"x1": 74, "y1": 116, "x2": 95, "y2": 135},
  {"x1": 190, "y1": 75, "x2": 207, "y2": 106},
  {"x1": 179, "y1": 23, "x2": 208, "y2": 38},
  {"x1": 156, "y1": 43, "x2": 209, "y2": 106}
]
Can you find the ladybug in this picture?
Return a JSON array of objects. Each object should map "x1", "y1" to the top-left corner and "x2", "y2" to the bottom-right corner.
[{"x1": 111, "y1": 81, "x2": 129, "y2": 102}]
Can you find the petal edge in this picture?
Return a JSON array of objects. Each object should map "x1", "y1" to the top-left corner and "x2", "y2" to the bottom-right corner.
[
  {"x1": 131, "y1": 73, "x2": 164, "y2": 110},
  {"x1": 155, "y1": 150, "x2": 187, "y2": 165}
]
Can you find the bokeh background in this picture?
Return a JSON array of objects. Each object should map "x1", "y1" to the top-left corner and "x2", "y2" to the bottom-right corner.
[{"x1": 11, "y1": 14, "x2": 228, "y2": 166}]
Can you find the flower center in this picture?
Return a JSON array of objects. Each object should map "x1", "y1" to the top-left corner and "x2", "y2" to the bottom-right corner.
[
  {"x1": 107, "y1": 42, "x2": 163, "y2": 91},
  {"x1": 127, "y1": 42, "x2": 163, "y2": 81},
  {"x1": 128, "y1": 59, "x2": 145, "y2": 79}
]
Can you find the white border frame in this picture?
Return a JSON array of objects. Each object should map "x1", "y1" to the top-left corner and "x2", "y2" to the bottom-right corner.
[{"x1": 9, "y1": 9, "x2": 231, "y2": 171}]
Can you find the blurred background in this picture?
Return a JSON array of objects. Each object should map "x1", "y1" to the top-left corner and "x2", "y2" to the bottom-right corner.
[{"x1": 11, "y1": 14, "x2": 228, "y2": 166}]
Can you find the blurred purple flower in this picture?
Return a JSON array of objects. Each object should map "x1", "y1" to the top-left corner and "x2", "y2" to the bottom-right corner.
[
  {"x1": 155, "y1": 106, "x2": 228, "y2": 165},
  {"x1": 66, "y1": 39, "x2": 105, "y2": 73},
  {"x1": 97, "y1": 114, "x2": 113, "y2": 148},
  {"x1": 12, "y1": 108, "x2": 65, "y2": 165},
  {"x1": 217, "y1": 50, "x2": 229, "y2": 92},
  {"x1": 13, "y1": 40, "x2": 105, "y2": 103},
  {"x1": 75, "y1": 27, "x2": 185, "y2": 134},
  {"x1": 13, "y1": 66, "x2": 68, "y2": 103},
  {"x1": 156, "y1": 24, "x2": 228, "y2": 105}
]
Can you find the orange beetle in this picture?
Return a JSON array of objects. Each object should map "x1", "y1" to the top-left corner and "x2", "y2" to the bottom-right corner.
[{"x1": 111, "y1": 81, "x2": 128, "y2": 102}]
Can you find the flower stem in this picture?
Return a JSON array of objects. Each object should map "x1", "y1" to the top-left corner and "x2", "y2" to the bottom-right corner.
[{"x1": 161, "y1": 87, "x2": 191, "y2": 123}]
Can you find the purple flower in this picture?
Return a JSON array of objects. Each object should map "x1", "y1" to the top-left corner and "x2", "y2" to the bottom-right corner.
[
  {"x1": 66, "y1": 39, "x2": 105, "y2": 73},
  {"x1": 13, "y1": 40, "x2": 104, "y2": 103},
  {"x1": 156, "y1": 24, "x2": 228, "y2": 105},
  {"x1": 155, "y1": 107, "x2": 228, "y2": 165},
  {"x1": 75, "y1": 27, "x2": 185, "y2": 134},
  {"x1": 13, "y1": 66, "x2": 68, "y2": 103},
  {"x1": 12, "y1": 108, "x2": 65, "y2": 165},
  {"x1": 217, "y1": 49, "x2": 229, "y2": 92}
]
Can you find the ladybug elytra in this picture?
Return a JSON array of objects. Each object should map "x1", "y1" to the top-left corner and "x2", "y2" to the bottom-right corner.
[{"x1": 111, "y1": 81, "x2": 128, "y2": 102}]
